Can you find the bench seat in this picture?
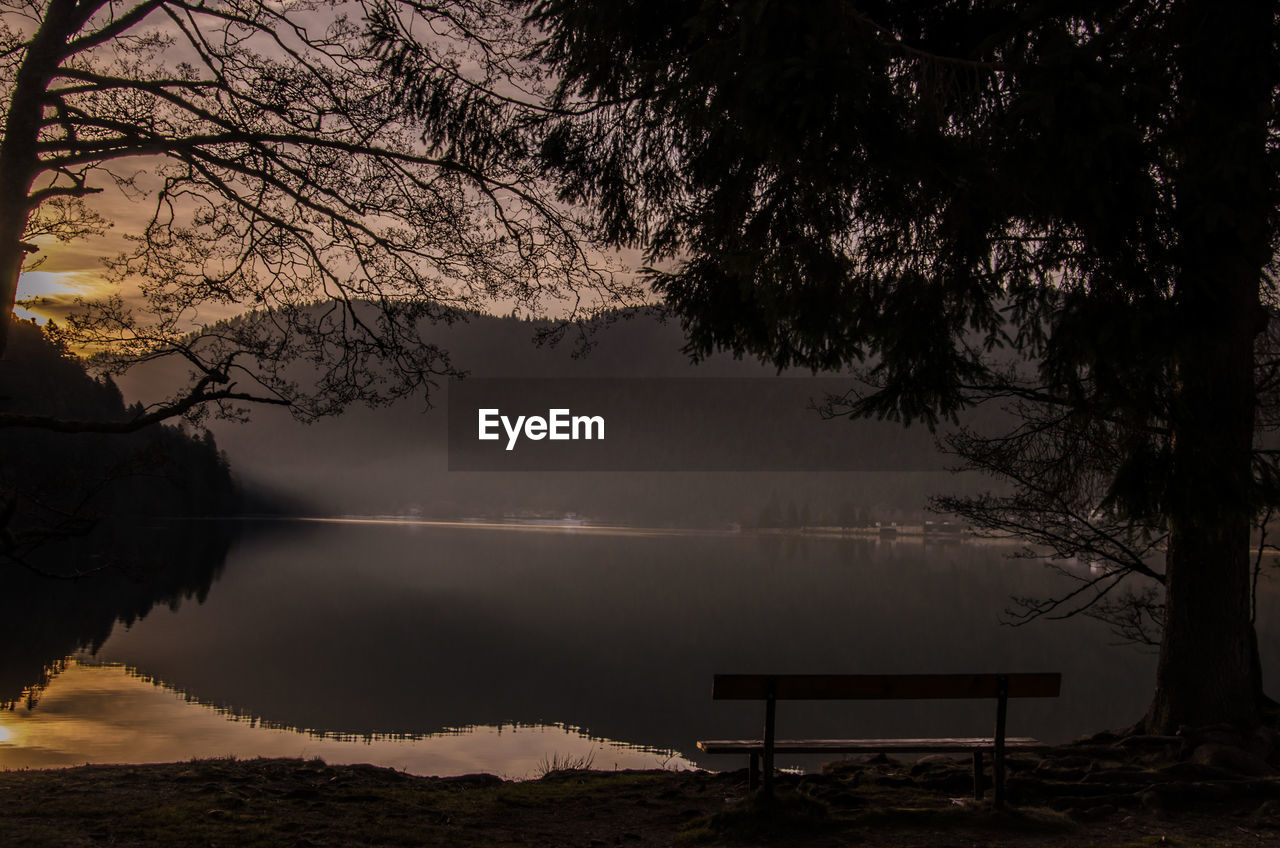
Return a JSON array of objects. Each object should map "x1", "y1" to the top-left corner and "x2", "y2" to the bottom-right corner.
[
  {"x1": 697, "y1": 672, "x2": 1062, "y2": 804},
  {"x1": 697, "y1": 736, "x2": 1048, "y2": 755}
]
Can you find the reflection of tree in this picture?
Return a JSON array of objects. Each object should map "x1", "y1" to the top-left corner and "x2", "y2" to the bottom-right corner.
[{"x1": 0, "y1": 517, "x2": 234, "y2": 707}]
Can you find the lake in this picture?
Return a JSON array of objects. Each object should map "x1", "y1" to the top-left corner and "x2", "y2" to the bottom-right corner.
[{"x1": 2, "y1": 519, "x2": 1275, "y2": 777}]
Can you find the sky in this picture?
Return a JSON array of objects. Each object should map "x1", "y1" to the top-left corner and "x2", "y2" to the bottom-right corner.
[
  {"x1": 9, "y1": 0, "x2": 625, "y2": 332},
  {"x1": 15, "y1": 176, "x2": 643, "y2": 330},
  {"x1": 15, "y1": 181, "x2": 152, "y2": 323}
]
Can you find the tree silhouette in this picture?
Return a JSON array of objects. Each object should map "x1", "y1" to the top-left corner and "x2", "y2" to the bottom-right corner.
[
  {"x1": 0, "y1": 0, "x2": 630, "y2": 433},
  {"x1": 380, "y1": 0, "x2": 1277, "y2": 733},
  {"x1": 0, "y1": 317, "x2": 238, "y2": 575}
]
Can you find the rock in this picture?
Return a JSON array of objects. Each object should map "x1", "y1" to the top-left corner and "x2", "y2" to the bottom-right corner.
[
  {"x1": 1142, "y1": 780, "x2": 1235, "y2": 808},
  {"x1": 1254, "y1": 799, "x2": 1280, "y2": 824},
  {"x1": 1074, "y1": 729, "x2": 1124, "y2": 745},
  {"x1": 1115, "y1": 734, "x2": 1182, "y2": 749},
  {"x1": 1083, "y1": 758, "x2": 1129, "y2": 772},
  {"x1": 1138, "y1": 788, "x2": 1179, "y2": 821},
  {"x1": 909, "y1": 755, "x2": 967, "y2": 777},
  {"x1": 1249, "y1": 726, "x2": 1279, "y2": 763},
  {"x1": 1006, "y1": 776, "x2": 1052, "y2": 795},
  {"x1": 1159, "y1": 760, "x2": 1244, "y2": 782},
  {"x1": 1046, "y1": 792, "x2": 1139, "y2": 812},
  {"x1": 1034, "y1": 764, "x2": 1089, "y2": 782},
  {"x1": 1190, "y1": 743, "x2": 1277, "y2": 777},
  {"x1": 438, "y1": 773, "x2": 504, "y2": 788},
  {"x1": 828, "y1": 753, "x2": 899, "y2": 768},
  {"x1": 1180, "y1": 723, "x2": 1247, "y2": 749},
  {"x1": 915, "y1": 772, "x2": 975, "y2": 793},
  {"x1": 1080, "y1": 768, "x2": 1163, "y2": 786},
  {"x1": 798, "y1": 782, "x2": 865, "y2": 806},
  {"x1": 1017, "y1": 779, "x2": 1138, "y2": 799},
  {"x1": 1234, "y1": 778, "x2": 1280, "y2": 799},
  {"x1": 1042, "y1": 755, "x2": 1094, "y2": 769},
  {"x1": 819, "y1": 760, "x2": 860, "y2": 777},
  {"x1": 1070, "y1": 803, "x2": 1117, "y2": 821},
  {"x1": 1001, "y1": 756, "x2": 1040, "y2": 773}
]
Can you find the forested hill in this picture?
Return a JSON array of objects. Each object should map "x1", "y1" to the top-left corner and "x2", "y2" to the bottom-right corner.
[
  {"x1": 114, "y1": 309, "x2": 996, "y2": 527},
  {"x1": 0, "y1": 317, "x2": 239, "y2": 541}
]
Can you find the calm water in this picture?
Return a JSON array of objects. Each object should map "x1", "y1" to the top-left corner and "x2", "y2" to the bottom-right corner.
[{"x1": 3, "y1": 519, "x2": 1276, "y2": 776}]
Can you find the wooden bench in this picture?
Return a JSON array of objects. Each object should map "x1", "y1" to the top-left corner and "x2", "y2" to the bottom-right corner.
[{"x1": 697, "y1": 672, "x2": 1062, "y2": 805}]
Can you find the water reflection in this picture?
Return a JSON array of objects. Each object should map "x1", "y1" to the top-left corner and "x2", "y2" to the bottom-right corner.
[
  {"x1": 0, "y1": 662, "x2": 689, "y2": 776},
  {"x1": 0, "y1": 519, "x2": 234, "y2": 706},
  {"x1": 2, "y1": 520, "x2": 1276, "y2": 775}
]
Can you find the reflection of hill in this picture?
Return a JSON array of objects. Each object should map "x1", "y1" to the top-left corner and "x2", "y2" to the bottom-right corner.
[{"x1": 0, "y1": 519, "x2": 236, "y2": 705}]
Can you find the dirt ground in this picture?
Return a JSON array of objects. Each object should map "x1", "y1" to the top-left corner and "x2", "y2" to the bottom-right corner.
[{"x1": 0, "y1": 744, "x2": 1278, "y2": 847}]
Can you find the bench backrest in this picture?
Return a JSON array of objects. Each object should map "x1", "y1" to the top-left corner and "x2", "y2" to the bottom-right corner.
[{"x1": 711, "y1": 673, "x2": 1061, "y2": 701}]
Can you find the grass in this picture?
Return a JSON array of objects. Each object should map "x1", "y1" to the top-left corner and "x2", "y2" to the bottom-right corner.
[{"x1": 534, "y1": 749, "x2": 596, "y2": 777}]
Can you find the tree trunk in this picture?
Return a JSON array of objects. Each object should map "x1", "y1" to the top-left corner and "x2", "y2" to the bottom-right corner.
[
  {"x1": 1149, "y1": 498, "x2": 1259, "y2": 732},
  {"x1": 0, "y1": 0, "x2": 84, "y2": 356},
  {"x1": 1144, "y1": 0, "x2": 1274, "y2": 734},
  {"x1": 0, "y1": 200, "x2": 33, "y2": 356}
]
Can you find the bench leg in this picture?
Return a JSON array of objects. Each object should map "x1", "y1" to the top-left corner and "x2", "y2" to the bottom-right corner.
[
  {"x1": 994, "y1": 751, "x2": 1006, "y2": 808},
  {"x1": 761, "y1": 688, "x2": 776, "y2": 798},
  {"x1": 972, "y1": 751, "x2": 984, "y2": 801},
  {"x1": 749, "y1": 753, "x2": 760, "y2": 790},
  {"x1": 993, "y1": 676, "x2": 1008, "y2": 808}
]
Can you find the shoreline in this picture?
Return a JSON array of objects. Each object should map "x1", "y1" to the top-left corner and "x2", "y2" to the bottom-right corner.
[{"x1": 2, "y1": 736, "x2": 1277, "y2": 846}]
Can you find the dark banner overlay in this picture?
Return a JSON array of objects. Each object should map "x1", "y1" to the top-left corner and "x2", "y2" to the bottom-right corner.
[{"x1": 447, "y1": 378, "x2": 948, "y2": 471}]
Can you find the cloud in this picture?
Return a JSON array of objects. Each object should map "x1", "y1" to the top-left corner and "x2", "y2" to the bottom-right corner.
[
  {"x1": 14, "y1": 294, "x2": 86, "y2": 325},
  {"x1": 16, "y1": 270, "x2": 106, "y2": 297},
  {"x1": 14, "y1": 271, "x2": 111, "y2": 324}
]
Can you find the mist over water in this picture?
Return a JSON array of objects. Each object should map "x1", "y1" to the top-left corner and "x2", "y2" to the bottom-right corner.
[{"x1": 116, "y1": 312, "x2": 999, "y2": 525}]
